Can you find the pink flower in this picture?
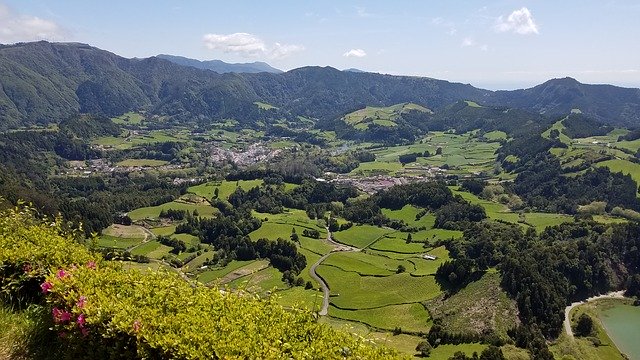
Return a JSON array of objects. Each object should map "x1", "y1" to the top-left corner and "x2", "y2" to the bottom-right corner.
[
  {"x1": 86, "y1": 261, "x2": 96, "y2": 270},
  {"x1": 133, "y1": 320, "x2": 141, "y2": 333},
  {"x1": 80, "y1": 327, "x2": 89, "y2": 337},
  {"x1": 56, "y1": 269, "x2": 67, "y2": 279},
  {"x1": 58, "y1": 331, "x2": 67, "y2": 338},
  {"x1": 40, "y1": 281, "x2": 52, "y2": 294},
  {"x1": 76, "y1": 296, "x2": 87, "y2": 309},
  {"x1": 52, "y1": 307, "x2": 71, "y2": 323},
  {"x1": 76, "y1": 314, "x2": 86, "y2": 327}
]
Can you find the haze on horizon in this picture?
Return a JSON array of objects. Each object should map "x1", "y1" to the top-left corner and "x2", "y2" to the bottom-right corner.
[{"x1": 1, "y1": 0, "x2": 639, "y2": 90}]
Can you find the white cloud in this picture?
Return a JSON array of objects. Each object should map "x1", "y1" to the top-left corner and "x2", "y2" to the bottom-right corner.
[
  {"x1": 0, "y1": 4, "x2": 66, "y2": 43},
  {"x1": 271, "y1": 42, "x2": 304, "y2": 60},
  {"x1": 461, "y1": 37, "x2": 488, "y2": 51},
  {"x1": 343, "y1": 49, "x2": 367, "y2": 58},
  {"x1": 432, "y1": 17, "x2": 457, "y2": 36},
  {"x1": 495, "y1": 7, "x2": 539, "y2": 35},
  {"x1": 461, "y1": 37, "x2": 475, "y2": 47},
  {"x1": 355, "y1": 6, "x2": 373, "y2": 18},
  {"x1": 202, "y1": 32, "x2": 303, "y2": 59}
]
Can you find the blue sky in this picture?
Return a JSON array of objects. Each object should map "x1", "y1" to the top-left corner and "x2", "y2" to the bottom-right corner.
[{"x1": 1, "y1": 1, "x2": 639, "y2": 90}]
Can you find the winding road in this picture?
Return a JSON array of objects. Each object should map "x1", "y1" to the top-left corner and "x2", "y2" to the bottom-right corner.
[
  {"x1": 308, "y1": 226, "x2": 359, "y2": 316},
  {"x1": 563, "y1": 291, "x2": 626, "y2": 338}
]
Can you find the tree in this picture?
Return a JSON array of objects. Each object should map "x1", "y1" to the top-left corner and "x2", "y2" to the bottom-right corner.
[
  {"x1": 415, "y1": 340, "x2": 432, "y2": 357},
  {"x1": 436, "y1": 147, "x2": 443, "y2": 155},
  {"x1": 213, "y1": 187, "x2": 219, "y2": 199},
  {"x1": 397, "y1": 265, "x2": 406, "y2": 274},
  {"x1": 405, "y1": 233, "x2": 412, "y2": 244},
  {"x1": 479, "y1": 345, "x2": 505, "y2": 360},
  {"x1": 575, "y1": 314, "x2": 594, "y2": 337}
]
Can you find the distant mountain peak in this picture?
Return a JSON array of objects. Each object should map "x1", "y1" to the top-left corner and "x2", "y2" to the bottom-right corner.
[
  {"x1": 343, "y1": 68, "x2": 366, "y2": 73},
  {"x1": 157, "y1": 54, "x2": 282, "y2": 74}
]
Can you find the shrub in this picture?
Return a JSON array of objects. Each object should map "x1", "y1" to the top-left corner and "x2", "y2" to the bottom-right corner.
[{"x1": 1, "y1": 203, "x2": 403, "y2": 359}]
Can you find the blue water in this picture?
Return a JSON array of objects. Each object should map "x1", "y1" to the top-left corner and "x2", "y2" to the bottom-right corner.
[{"x1": 598, "y1": 304, "x2": 640, "y2": 360}]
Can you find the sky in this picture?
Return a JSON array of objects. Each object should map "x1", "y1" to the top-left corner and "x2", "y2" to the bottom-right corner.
[{"x1": 1, "y1": 0, "x2": 639, "y2": 90}]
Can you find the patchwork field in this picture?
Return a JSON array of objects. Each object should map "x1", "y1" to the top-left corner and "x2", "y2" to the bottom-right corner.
[{"x1": 317, "y1": 265, "x2": 441, "y2": 309}]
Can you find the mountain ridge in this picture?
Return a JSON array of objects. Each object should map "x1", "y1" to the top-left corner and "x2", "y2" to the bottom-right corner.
[
  {"x1": 156, "y1": 54, "x2": 283, "y2": 74},
  {"x1": 1, "y1": 41, "x2": 640, "y2": 129}
]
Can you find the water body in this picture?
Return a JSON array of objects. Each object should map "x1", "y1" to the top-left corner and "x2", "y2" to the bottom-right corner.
[{"x1": 598, "y1": 304, "x2": 640, "y2": 360}]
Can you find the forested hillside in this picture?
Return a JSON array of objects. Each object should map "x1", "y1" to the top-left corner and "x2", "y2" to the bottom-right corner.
[{"x1": 2, "y1": 42, "x2": 640, "y2": 130}]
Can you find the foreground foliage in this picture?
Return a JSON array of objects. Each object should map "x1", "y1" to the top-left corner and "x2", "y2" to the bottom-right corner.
[{"x1": 0, "y1": 205, "x2": 403, "y2": 359}]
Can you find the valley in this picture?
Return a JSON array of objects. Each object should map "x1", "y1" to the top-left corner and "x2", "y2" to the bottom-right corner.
[{"x1": 2, "y1": 41, "x2": 640, "y2": 360}]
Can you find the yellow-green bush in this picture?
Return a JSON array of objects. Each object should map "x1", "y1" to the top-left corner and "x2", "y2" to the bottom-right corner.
[{"x1": 1, "y1": 205, "x2": 404, "y2": 359}]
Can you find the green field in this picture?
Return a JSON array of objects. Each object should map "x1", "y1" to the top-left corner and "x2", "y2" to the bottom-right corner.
[
  {"x1": 428, "y1": 344, "x2": 488, "y2": 360},
  {"x1": 93, "y1": 130, "x2": 188, "y2": 150},
  {"x1": 128, "y1": 200, "x2": 217, "y2": 220},
  {"x1": 228, "y1": 266, "x2": 288, "y2": 293},
  {"x1": 188, "y1": 180, "x2": 264, "y2": 200},
  {"x1": 343, "y1": 103, "x2": 430, "y2": 130},
  {"x1": 96, "y1": 235, "x2": 144, "y2": 249},
  {"x1": 329, "y1": 303, "x2": 431, "y2": 333},
  {"x1": 116, "y1": 159, "x2": 169, "y2": 167},
  {"x1": 317, "y1": 265, "x2": 441, "y2": 308},
  {"x1": 323, "y1": 251, "x2": 409, "y2": 276},
  {"x1": 102, "y1": 224, "x2": 148, "y2": 239},
  {"x1": 542, "y1": 118, "x2": 572, "y2": 145},
  {"x1": 349, "y1": 161, "x2": 403, "y2": 176},
  {"x1": 595, "y1": 159, "x2": 640, "y2": 186},
  {"x1": 275, "y1": 287, "x2": 322, "y2": 312},
  {"x1": 332, "y1": 225, "x2": 394, "y2": 249},
  {"x1": 111, "y1": 112, "x2": 145, "y2": 125},
  {"x1": 151, "y1": 226, "x2": 176, "y2": 236},
  {"x1": 369, "y1": 233, "x2": 428, "y2": 253},
  {"x1": 254, "y1": 101, "x2": 277, "y2": 110},
  {"x1": 197, "y1": 260, "x2": 262, "y2": 284},
  {"x1": 130, "y1": 241, "x2": 173, "y2": 259}
]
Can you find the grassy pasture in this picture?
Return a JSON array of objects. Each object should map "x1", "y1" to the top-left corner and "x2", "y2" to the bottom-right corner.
[
  {"x1": 369, "y1": 234, "x2": 428, "y2": 254},
  {"x1": 228, "y1": 266, "x2": 287, "y2": 293},
  {"x1": 188, "y1": 180, "x2": 263, "y2": 200},
  {"x1": 150, "y1": 226, "x2": 176, "y2": 236},
  {"x1": 128, "y1": 201, "x2": 217, "y2": 220},
  {"x1": 276, "y1": 287, "x2": 322, "y2": 312},
  {"x1": 349, "y1": 161, "x2": 403, "y2": 176},
  {"x1": 172, "y1": 233, "x2": 199, "y2": 248},
  {"x1": 197, "y1": 260, "x2": 262, "y2": 284},
  {"x1": 93, "y1": 130, "x2": 187, "y2": 150},
  {"x1": 343, "y1": 103, "x2": 429, "y2": 129},
  {"x1": 329, "y1": 303, "x2": 431, "y2": 333},
  {"x1": 111, "y1": 112, "x2": 144, "y2": 125},
  {"x1": 408, "y1": 246, "x2": 450, "y2": 276},
  {"x1": 428, "y1": 344, "x2": 488, "y2": 360},
  {"x1": 323, "y1": 251, "x2": 409, "y2": 276},
  {"x1": 96, "y1": 235, "x2": 143, "y2": 250},
  {"x1": 317, "y1": 265, "x2": 441, "y2": 308},
  {"x1": 254, "y1": 101, "x2": 277, "y2": 110},
  {"x1": 332, "y1": 225, "x2": 394, "y2": 249},
  {"x1": 595, "y1": 159, "x2": 640, "y2": 186},
  {"x1": 382, "y1": 205, "x2": 435, "y2": 228},
  {"x1": 102, "y1": 224, "x2": 147, "y2": 239},
  {"x1": 130, "y1": 240, "x2": 173, "y2": 259}
]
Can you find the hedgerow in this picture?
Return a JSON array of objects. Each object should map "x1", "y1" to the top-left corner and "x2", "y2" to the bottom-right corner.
[{"x1": 0, "y1": 204, "x2": 404, "y2": 359}]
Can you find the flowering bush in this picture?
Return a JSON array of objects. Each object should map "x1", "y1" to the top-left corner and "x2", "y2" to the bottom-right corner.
[{"x1": 1, "y1": 204, "x2": 404, "y2": 359}]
